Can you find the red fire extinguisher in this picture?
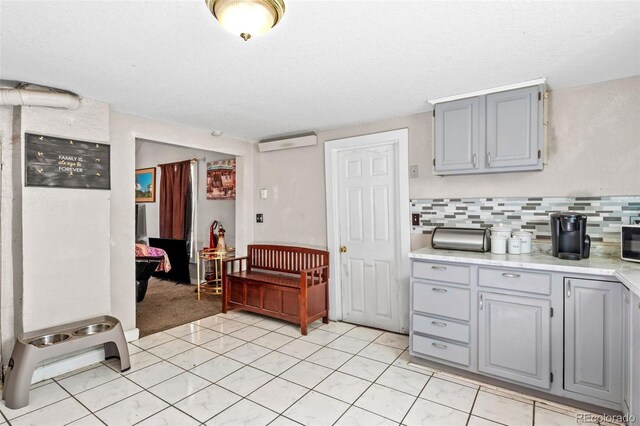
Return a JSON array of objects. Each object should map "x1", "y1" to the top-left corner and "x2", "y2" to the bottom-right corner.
[{"x1": 210, "y1": 220, "x2": 219, "y2": 248}]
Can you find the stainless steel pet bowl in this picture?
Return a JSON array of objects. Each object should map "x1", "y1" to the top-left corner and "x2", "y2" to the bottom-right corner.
[
  {"x1": 28, "y1": 333, "x2": 71, "y2": 348},
  {"x1": 72, "y1": 322, "x2": 113, "y2": 336}
]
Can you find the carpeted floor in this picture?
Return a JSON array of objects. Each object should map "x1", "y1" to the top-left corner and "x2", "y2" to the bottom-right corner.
[{"x1": 136, "y1": 277, "x2": 222, "y2": 337}]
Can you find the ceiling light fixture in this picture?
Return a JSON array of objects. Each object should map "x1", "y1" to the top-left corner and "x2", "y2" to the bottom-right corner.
[{"x1": 205, "y1": 0, "x2": 285, "y2": 41}]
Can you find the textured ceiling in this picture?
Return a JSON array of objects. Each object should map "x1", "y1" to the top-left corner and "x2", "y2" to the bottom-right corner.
[{"x1": 1, "y1": 0, "x2": 639, "y2": 141}]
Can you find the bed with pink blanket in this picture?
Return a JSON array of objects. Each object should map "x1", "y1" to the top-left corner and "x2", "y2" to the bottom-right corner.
[{"x1": 135, "y1": 244, "x2": 171, "y2": 302}]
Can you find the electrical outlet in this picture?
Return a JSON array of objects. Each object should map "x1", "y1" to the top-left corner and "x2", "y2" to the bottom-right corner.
[
  {"x1": 412, "y1": 213, "x2": 420, "y2": 226},
  {"x1": 630, "y1": 216, "x2": 640, "y2": 225},
  {"x1": 409, "y1": 165, "x2": 419, "y2": 178},
  {"x1": 256, "y1": 213, "x2": 263, "y2": 223}
]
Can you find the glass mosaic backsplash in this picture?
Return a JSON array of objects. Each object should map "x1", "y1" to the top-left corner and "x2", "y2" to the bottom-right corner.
[{"x1": 411, "y1": 196, "x2": 640, "y2": 243}]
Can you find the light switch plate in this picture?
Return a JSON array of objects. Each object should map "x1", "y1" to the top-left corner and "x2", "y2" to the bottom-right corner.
[{"x1": 409, "y1": 165, "x2": 419, "y2": 178}]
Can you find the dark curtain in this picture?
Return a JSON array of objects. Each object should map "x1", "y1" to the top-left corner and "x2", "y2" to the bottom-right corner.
[{"x1": 159, "y1": 160, "x2": 192, "y2": 240}]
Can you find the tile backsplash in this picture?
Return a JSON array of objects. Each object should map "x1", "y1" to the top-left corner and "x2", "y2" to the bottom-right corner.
[{"x1": 411, "y1": 196, "x2": 640, "y2": 243}]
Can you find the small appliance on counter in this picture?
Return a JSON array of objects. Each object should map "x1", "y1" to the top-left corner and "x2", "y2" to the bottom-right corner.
[
  {"x1": 550, "y1": 212, "x2": 591, "y2": 260},
  {"x1": 431, "y1": 227, "x2": 491, "y2": 252},
  {"x1": 621, "y1": 224, "x2": 640, "y2": 263}
]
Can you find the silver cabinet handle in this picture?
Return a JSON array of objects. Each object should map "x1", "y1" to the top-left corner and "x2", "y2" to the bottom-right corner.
[
  {"x1": 432, "y1": 288, "x2": 448, "y2": 293},
  {"x1": 487, "y1": 152, "x2": 492, "y2": 166},
  {"x1": 567, "y1": 280, "x2": 571, "y2": 298},
  {"x1": 432, "y1": 343, "x2": 448, "y2": 349},
  {"x1": 472, "y1": 153, "x2": 477, "y2": 167},
  {"x1": 501, "y1": 273, "x2": 521, "y2": 278},
  {"x1": 431, "y1": 321, "x2": 447, "y2": 327},
  {"x1": 431, "y1": 265, "x2": 447, "y2": 270},
  {"x1": 480, "y1": 294, "x2": 484, "y2": 310}
]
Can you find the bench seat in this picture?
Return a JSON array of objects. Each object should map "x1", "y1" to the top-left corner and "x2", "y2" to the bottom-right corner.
[{"x1": 226, "y1": 271, "x2": 300, "y2": 288}]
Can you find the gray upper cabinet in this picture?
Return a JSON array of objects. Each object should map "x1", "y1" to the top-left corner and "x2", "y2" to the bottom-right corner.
[
  {"x1": 478, "y1": 292, "x2": 551, "y2": 389},
  {"x1": 486, "y1": 86, "x2": 541, "y2": 170},
  {"x1": 564, "y1": 278, "x2": 622, "y2": 403},
  {"x1": 433, "y1": 84, "x2": 544, "y2": 175},
  {"x1": 434, "y1": 97, "x2": 480, "y2": 172}
]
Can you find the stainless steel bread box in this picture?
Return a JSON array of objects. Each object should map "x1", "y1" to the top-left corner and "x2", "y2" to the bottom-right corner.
[{"x1": 431, "y1": 227, "x2": 491, "y2": 252}]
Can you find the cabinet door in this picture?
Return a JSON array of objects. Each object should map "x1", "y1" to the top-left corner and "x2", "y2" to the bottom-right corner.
[
  {"x1": 478, "y1": 292, "x2": 551, "y2": 389},
  {"x1": 564, "y1": 278, "x2": 622, "y2": 403},
  {"x1": 485, "y1": 86, "x2": 541, "y2": 170},
  {"x1": 633, "y1": 293, "x2": 640, "y2": 420},
  {"x1": 622, "y1": 287, "x2": 631, "y2": 415},
  {"x1": 434, "y1": 97, "x2": 480, "y2": 173}
]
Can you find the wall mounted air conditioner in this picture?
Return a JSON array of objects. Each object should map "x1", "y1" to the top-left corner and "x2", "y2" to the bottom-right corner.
[{"x1": 258, "y1": 132, "x2": 317, "y2": 152}]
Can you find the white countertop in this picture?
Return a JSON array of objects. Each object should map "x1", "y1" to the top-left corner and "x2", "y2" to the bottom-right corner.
[{"x1": 410, "y1": 246, "x2": 640, "y2": 297}]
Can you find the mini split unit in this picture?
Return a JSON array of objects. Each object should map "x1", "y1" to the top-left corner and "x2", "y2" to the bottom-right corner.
[{"x1": 258, "y1": 132, "x2": 317, "y2": 152}]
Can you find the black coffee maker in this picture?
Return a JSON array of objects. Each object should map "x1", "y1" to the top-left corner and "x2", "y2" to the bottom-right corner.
[{"x1": 550, "y1": 212, "x2": 591, "y2": 260}]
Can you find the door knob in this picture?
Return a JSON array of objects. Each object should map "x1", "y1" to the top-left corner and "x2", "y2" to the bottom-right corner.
[{"x1": 340, "y1": 246, "x2": 347, "y2": 253}]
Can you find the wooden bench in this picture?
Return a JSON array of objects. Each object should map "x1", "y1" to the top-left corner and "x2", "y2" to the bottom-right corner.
[{"x1": 222, "y1": 244, "x2": 330, "y2": 335}]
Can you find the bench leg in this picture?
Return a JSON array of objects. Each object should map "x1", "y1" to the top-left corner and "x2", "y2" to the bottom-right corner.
[{"x1": 323, "y1": 316, "x2": 329, "y2": 324}]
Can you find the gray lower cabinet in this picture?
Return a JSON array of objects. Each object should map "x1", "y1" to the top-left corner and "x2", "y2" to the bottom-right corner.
[
  {"x1": 410, "y1": 258, "x2": 633, "y2": 412},
  {"x1": 478, "y1": 292, "x2": 551, "y2": 389},
  {"x1": 564, "y1": 278, "x2": 622, "y2": 403},
  {"x1": 622, "y1": 287, "x2": 631, "y2": 416},
  {"x1": 633, "y1": 293, "x2": 640, "y2": 420}
]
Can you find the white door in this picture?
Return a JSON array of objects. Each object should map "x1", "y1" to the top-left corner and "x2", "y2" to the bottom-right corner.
[{"x1": 337, "y1": 142, "x2": 400, "y2": 331}]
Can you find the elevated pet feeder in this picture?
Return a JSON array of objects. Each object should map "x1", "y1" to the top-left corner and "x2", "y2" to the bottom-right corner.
[{"x1": 2, "y1": 315, "x2": 130, "y2": 409}]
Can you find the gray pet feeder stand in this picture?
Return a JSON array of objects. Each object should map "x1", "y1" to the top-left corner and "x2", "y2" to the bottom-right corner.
[{"x1": 2, "y1": 315, "x2": 130, "y2": 409}]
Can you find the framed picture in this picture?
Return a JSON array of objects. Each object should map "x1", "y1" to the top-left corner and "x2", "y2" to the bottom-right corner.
[
  {"x1": 135, "y1": 167, "x2": 156, "y2": 203},
  {"x1": 25, "y1": 133, "x2": 111, "y2": 189},
  {"x1": 207, "y1": 159, "x2": 236, "y2": 200}
]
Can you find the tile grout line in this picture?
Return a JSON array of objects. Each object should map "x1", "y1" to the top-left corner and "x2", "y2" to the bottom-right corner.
[
  {"x1": 464, "y1": 383, "x2": 480, "y2": 426},
  {"x1": 398, "y1": 372, "x2": 434, "y2": 426}
]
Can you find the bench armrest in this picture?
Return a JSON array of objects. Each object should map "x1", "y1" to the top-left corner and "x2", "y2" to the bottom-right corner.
[
  {"x1": 300, "y1": 265, "x2": 329, "y2": 287},
  {"x1": 223, "y1": 256, "x2": 248, "y2": 273}
]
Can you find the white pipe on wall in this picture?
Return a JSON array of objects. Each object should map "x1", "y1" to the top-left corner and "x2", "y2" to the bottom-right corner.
[{"x1": 0, "y1": 89, "x2": 81, "y2": 110}]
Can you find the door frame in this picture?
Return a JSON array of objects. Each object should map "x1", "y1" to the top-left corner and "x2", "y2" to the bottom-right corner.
[{"x1": 324, "y1": 128, "x2": 410, "y2": 333}]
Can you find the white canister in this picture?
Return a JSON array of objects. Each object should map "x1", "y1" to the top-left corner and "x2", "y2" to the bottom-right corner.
[
  {"x1": 491, "y1": 226, "x2": 512, "y2": 239},
  {"x1": 513, "y1": 231, "x2": 532, "y2": 254},
  {"x1": 490, "y1": 236, "x2": 507, "y2": 254},
  {"x1": 508, "y1": 237, "x2": 521, "y2": 254}
]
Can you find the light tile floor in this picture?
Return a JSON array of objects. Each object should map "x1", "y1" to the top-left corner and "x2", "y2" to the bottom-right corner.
[{"x1": 0, "y1": 311, "x2": 623, "y2": 425}]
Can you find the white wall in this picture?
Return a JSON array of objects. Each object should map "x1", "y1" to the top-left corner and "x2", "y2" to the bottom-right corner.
[
  {"x1": 253, "y1": 76, "x2": 640, "y2": 248},
  {"x1": 135, "y1": 140, "x2": 236, "y2": 250},
  {"x1": 20, "y1": 100, "x2": 112, "y2": 332}
]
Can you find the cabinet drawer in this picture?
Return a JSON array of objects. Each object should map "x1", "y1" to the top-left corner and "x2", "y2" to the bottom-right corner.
[
  {"x1": 413, "y1": 282, "x2": 470, "y2": 321},
  {"x1": 412, "y1": 261, "x2": 470, "y2": 285},
  {"x1": 412, "y1": 334, "x2": 470, "y2": 366},
  {"x1": 413, "y1": 313, "x2": 470, "y2": 344},
  {"x1": 478, "y1": 267, "x2": 551, "y2": 295}
]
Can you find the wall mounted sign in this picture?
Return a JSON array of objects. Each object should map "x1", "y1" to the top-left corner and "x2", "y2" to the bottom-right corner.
[
  {"x1": 135, "y1": 167, "x2": 156, "y2": 203},
  {"x1": 25, "y1": 133, "x2": 110, "y2": 189},
  {"x1": 207, "y1": 158, "x2": 236, "y2": 200}
]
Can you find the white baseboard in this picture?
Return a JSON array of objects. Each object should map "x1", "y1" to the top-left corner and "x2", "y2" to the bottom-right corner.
[
  {"x1": 31, "y1": 327, "x2": 139, "y2": 384},
  {"x1": 125, "y1": 327, "x2": 139, "y2": 342}
]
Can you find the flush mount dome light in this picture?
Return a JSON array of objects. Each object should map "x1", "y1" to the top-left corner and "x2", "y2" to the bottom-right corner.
[{"x1": 206, "y1": 0, "x2": 285, "y2": 41}]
